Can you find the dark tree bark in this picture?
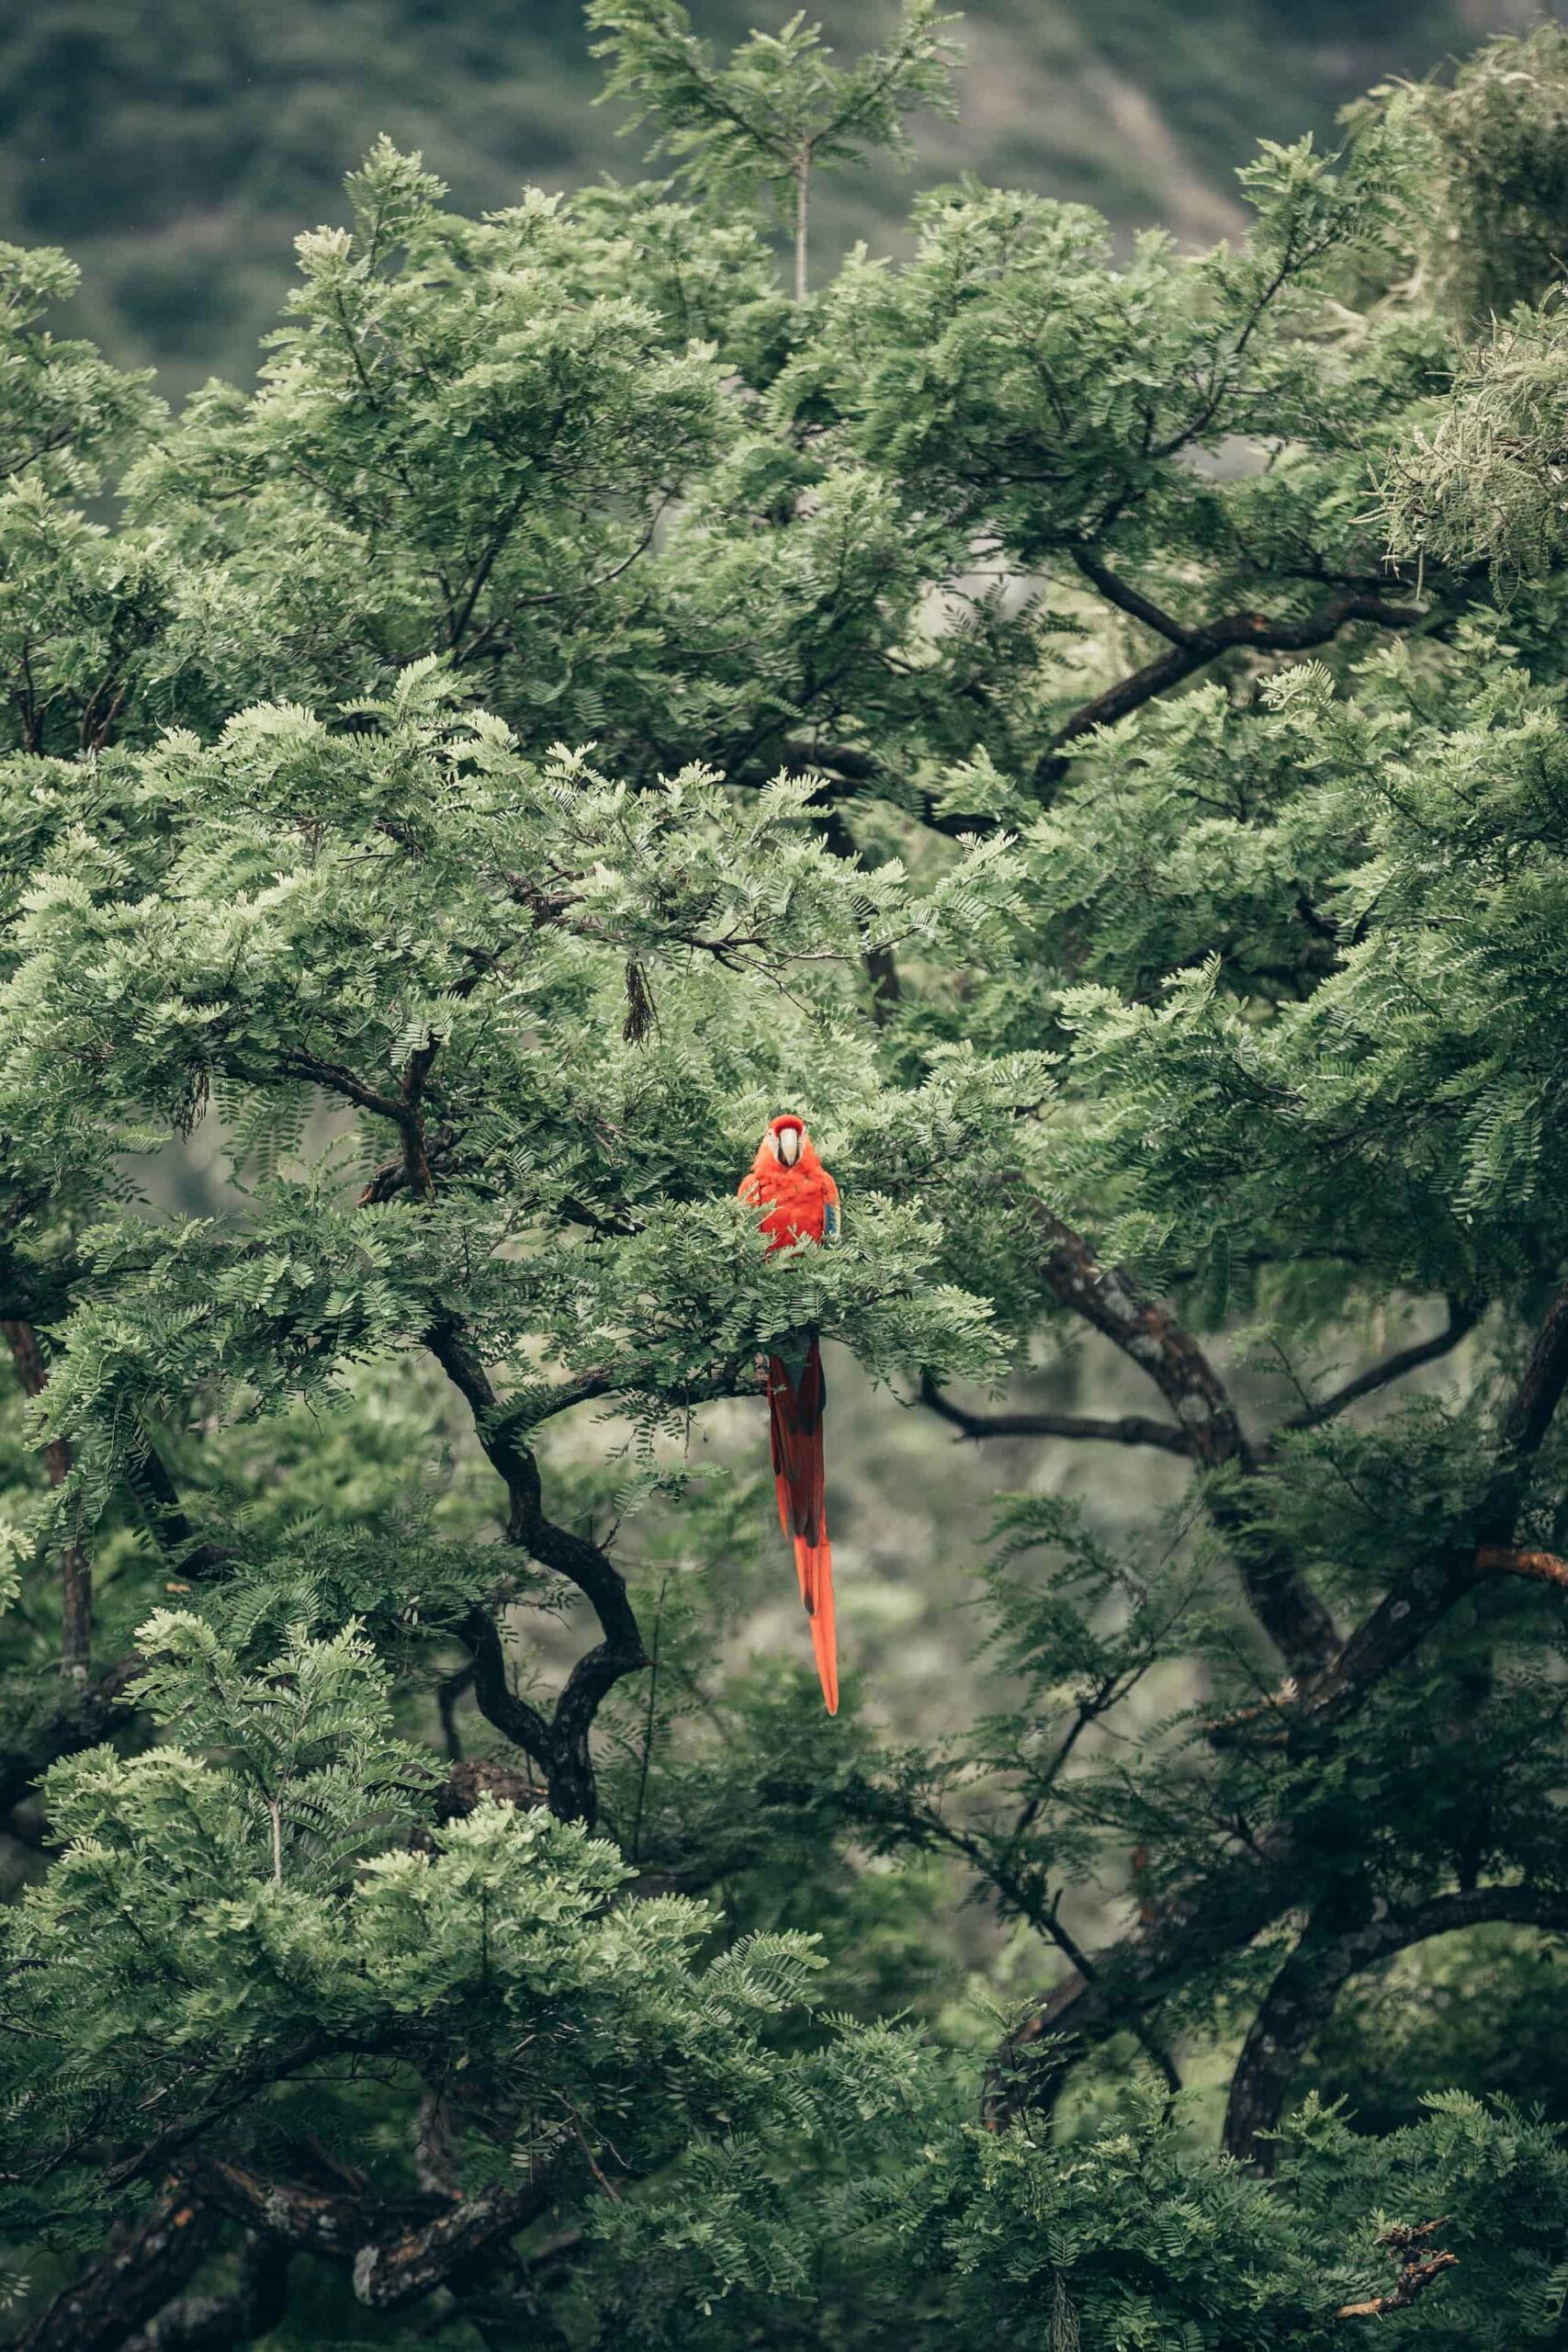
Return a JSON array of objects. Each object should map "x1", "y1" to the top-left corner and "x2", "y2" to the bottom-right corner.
[
  {"x1": 118, "y1": 2233, "x2": 289, "y2": 2352},
  {"x1": 12, "y1": 2191, "x2": 219, "y2": 2352},
  {"x1": 195, "y1": 2156, "x2": 555, "y2": 2312},
  {"x1": 1224, "y1": 1885, "x2": 1568, "y2": 2169},
  {"x1": 1026, "y1": 1205, "x2": 1340, "y2": 1677},
  {"x1": 428, "y1": 1312, "x2": 648, "y2": 1826},
  {"x1": 984, "y1": 1838, "x2": 1295, "y2": 2125},
  {"x1": 1033, "y1": 586, "x2": 1429, "y2": 787}
]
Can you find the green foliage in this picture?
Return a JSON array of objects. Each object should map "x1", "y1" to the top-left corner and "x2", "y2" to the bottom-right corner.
[
  {"x1": 589, "y1": 0, "x2": 961, "y2": 245},
  {"x1": 6, "y1": 1612, "x2": 920, "y2": 2323},
  {"x1": 1360, "y1": 23, "x2": 1568, "y2": 325},
  {"x1": 6, "y1": 15, "x2": 1568, "y2": 2350}
]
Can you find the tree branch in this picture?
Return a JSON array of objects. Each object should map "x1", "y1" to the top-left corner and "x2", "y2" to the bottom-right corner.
[
  {"x1": 120, "y1": 1437, "x2": 228, "y2": 1581},
  {"x1": 1290, "y1": 1272, "x2": 1568, "y2": 1728},
  {"x1": 1210, "y1": 1541, "x2": 1568, "y2": 1750},
  {"x1": 118, "y1": 2233, "x2": 290, "y2": 2352},
  {"x1": 426, "y1": 1315, "x2": 646, "y2": 1825},
  {"x1": 1475, "y1": 1544, "x2": 1568, "y2": 1589},
  {"x1": 1068, "y1": 548, "x2": 1194, "y2": 647},
  {"x1": 1224, "y1": 1884, "x2": 1568, "y2": 2169},
  {"x1": 276, "y1": 1053, "x2": 408, "y2": 1125},
  {"x1": 12, "y1": 2188, "x2": 220, "y2": 2352},
  {"x1": 352, "y1": 2178, "x2": 556, "y2": 2312},
  {"x1": 774, "y1": 738, "x2": 991, "y2": 841},
  {"x1": 918, "y1": 1370, "x2": 1188, "y2": 1453},
  {"x1": 1030, "y1": 1204, "x2": 1339, "y2": 1677},
  {"x1": 193, "y1": 2160, "x2": 450, "y2": 2262},
  {"x1": 983, "y1": 1834, "x2": 1294, "y2": 2127},
  {"x1": 1267, "y1": 1298, "x2": 1479, "y2": 1446},
  {"x1": 195, "y1": 2157, "x2": 553, "y2": 2312},
  {"x1": 1034, "y1": 590, "x2": 1428, "y2": 787},
  {"x1": 1335, "y1": 2223, "x2": 1458, "y2": 2322},
  {"x1": 978, "y1": 1237, "x2": 1535, "y2": 2122},
  {"x1": 457, "y1": 1603, "x2": 555, "y2": 1787}
]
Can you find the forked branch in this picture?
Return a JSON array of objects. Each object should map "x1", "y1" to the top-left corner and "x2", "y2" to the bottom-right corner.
[
  {"x1": 1335, "y1": 2222, "x2": 1458, "y2": 2322},
  {"x1": 426, "y1": 1313, "x2": 648, "y2": 1826}
]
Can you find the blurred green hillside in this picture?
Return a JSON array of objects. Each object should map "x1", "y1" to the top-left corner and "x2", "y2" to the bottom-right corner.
[{"x1": 2, "y1": 0, "x2": 1551, "y2": 401}]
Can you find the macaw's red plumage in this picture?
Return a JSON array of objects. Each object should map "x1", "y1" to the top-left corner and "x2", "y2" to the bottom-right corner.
[{"x1": 739, "y1": 1115, "x2": 841, "y2": 1713}]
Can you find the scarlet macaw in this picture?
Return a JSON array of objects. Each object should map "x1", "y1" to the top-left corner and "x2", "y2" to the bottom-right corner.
[{"x1": 739, "y1": 1114, "x2": 841, "y2": 1713}]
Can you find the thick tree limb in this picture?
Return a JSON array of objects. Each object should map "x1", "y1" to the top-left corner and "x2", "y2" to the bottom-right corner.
[
  {"x1": 983, "y1": 1836, "x2": 1294, "y2": 2127},
  {"x1": 918, "y1": 1368, "x2": 1188, "y2": 1453},
  {"x1": 306, "y1": 1013, "x2": 636, "y2": 1820},
  {"x1": 332, "y1": 1009, "x2": 741, "y2": 1819},
  {"x1": 12, "y1": 2188, "x2": 220, "y2": 2352},
  {"x1": 1475, "y1": 1544, "x2": 1568, "y2": 1589},
  {"x1": 1210, "y1": 1543, "x2": 1568, "y2": 1749},
  {"x1": 457, "y1": 1602, "x2": 555, "y2": 1785},
  {"x1": 352, "y1": 2178, "x2": 555, "y2": 2312},
  {"x1": 193, "y1": 2160, "x2": 450, "y2": 2263},
  {"x1": 780, "y1": 579, "x2": 1428, "y2": 828},
  {"x1": 276, "y1": 1052, "x2": 408, "y2": 1126},
  {"x1": 1030, "y1": 1212, "x2": 1250, "y2": 1469},
  {"x1": 982, "y1": 1250, "x2": 1566, "y2": 2121},
  {"x1": 119, "y1": 1440, "x2": 227, "y2": 1582},
  {"x1": 196, "y1": 2157, "x2": 553, "y2": 2312},
  {"x1": 1067, "y1": 548, "x2": 1194, "y2": 646},
  {"x1": 118, "y1": 2232, "x2": 290, "y2": 2352},
  {"x1": 434, "y1": 1756, "x2": 550, "y2": 1820},
  {"x1": 1224, "y1": 1883, "x2": 1568, "y2": 2169},
  {"x1": 1156, "y1": 1293, "x2": 1568, "y2": 2160},
  {"x1": 1223, "y1": 1916, "x2": 1353, "y2": 2173},
  {"x1": 1291, "y1": 1273, "x2": 1568, "y2": 1728}
]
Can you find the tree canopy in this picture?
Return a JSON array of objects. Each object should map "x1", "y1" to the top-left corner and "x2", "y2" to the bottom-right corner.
[{"x1": 7, "y1": 14, "x2": 1568, "y2": 2349}]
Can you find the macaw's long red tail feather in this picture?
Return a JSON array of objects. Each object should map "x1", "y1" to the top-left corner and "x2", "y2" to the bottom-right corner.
[
  {"x1": 796, "y1": 1534, "x2": 837, "y2": 1715},
  {"x1": 766, "y1": 1336, "x2": 838, "y2": 1714}
]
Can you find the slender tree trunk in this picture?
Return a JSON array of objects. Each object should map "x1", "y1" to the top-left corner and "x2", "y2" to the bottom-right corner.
[
  {"x1": 794, "y1": 147, "x2": 812, "y2": 303},
  {"x1": 2, "y1": 1317, "x2": 91, "y2": 1687}
]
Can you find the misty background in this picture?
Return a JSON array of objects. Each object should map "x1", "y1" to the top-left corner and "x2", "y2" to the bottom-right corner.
[{"x1": 3, "y1": 0, "x2": 1555, "y2": 405}]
